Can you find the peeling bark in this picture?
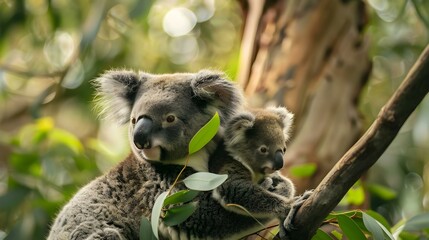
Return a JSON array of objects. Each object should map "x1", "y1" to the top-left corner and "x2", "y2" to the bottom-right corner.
[{"x1": 237, "y1": 0, "x2": 371, "y2": 193}]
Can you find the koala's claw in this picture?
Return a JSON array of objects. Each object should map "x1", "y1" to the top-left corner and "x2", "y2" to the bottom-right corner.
[{"x1": 283, "y1": 190, "x2": 314, "y2": 233}]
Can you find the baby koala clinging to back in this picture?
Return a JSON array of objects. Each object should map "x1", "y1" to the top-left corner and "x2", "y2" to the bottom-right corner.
[
  {"x1": 212, "y1": 106, "x2": 297, "y2": 218},
  {"x1": 176, "y1": 106, "x2": 311, "y2": 239}
]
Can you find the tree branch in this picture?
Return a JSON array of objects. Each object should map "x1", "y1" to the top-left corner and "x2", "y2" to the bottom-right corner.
[{"x1": 285, "y1": 44, "x2": 429, "y2": 240}]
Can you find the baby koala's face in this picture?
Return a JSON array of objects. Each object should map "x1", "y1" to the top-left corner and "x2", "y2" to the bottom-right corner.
[
  {"x1": 225, "y1": 107, "x2": 294, "y2": 179},
  {"x1": 240, "y1": 116, "x2": 287, "y2": 174}
]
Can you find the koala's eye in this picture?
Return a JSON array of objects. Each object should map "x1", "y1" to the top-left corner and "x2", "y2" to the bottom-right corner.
[
  {"x1": 131, "y1": 118, "x2": 136, "y2": 125},
  {"x1": 259, "y1": 146, "x2": 268, "y2": 154},
  {"x1": 166, "y1": 115, "x2": 176, "y2": 123},
  {"x1": 283, "y1": 147, "x2": 287, "y2": 153}
]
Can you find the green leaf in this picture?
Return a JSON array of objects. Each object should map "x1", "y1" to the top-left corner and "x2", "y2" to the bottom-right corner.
[
  {"x1": 163, "y1": 202, "x2": 198, "y2": 226},
  {"x1": 326, "y1": 210, "x2": 360, "y2": 220},
  {"x1": 337, "y1": 215, "x2": 366, "y2": 240},
  {"x1": 163, "y1": 190, "x2": 200, "y2": 207},
  {"x1": 368, "y1": 184, "x2": 397, "y2": 200},
  {"x1": 183, "y1": 172, "x2": 228, "y2": 191},
  {"x1": 311, "y1": 229, "x2": 333, "y2": 240},
  {"x1": 331, "y1": 230, "x2": 343, "y2": 240},
  {"x1": 403, "y1": 213, "x2": 429, "y2": 231},
  {"x1": 50, "y1": 129, "x2": 84, "y2": 155},
  {"x1": 362, "y1": 212, "x2": 389, "y2": 240},
  {"x1": 140, "y1": 217, "x2": 157, "y2": 240},
  {"x1": 344, "y1": 184, "x2": 365, "y2": 206},
  {"x1": 289, "y1": 163, "x2": 317, "y2": 177},
  {"x1": 188, "y1": 112, "x2": 220, "y2": 155},
  {"x1": 365, "y1": 210, "x2": 391, "y2": 231},
  {"x1": 392, "y1": 218, "x2": 406, "y2": 237},
  {"x1": 151, "y1": 192, "x2": 168, "y2": 239}
]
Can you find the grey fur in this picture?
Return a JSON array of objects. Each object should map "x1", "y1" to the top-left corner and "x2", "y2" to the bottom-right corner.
[
  {"x1": 170, "y1": 107, "x2": 299, "y2": 239},
  {"x1": 48, "y1": 70, "x2": 243, "y2": 240}
]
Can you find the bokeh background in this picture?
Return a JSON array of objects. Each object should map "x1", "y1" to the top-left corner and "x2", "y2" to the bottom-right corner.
[{"x1": 0, "y1": 0, "x2": 428, "y2": 239}]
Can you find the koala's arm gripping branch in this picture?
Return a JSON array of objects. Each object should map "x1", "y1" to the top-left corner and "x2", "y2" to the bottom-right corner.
[{"x1": 283, "y1": 44, "x2": 429, "y2": 240}]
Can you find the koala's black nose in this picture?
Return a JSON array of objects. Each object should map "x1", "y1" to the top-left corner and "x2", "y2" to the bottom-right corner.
[
  {"x1": 273, "y1": 150, "x2": 284, "y2": 170},
  {"x1": 133, "y1": 117, "x2": 153, "y2": 149}
]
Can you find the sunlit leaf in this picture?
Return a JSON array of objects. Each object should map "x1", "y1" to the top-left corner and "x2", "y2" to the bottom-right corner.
[
  {"x1": 163, "y1": 190, "x2": 199, "y2": 207},
  {"x1": 50, "y1": 129, "x2": 84, "y2": 154},
  {"x1": 140, "y1": 217, "x2": 157, "y2": 240},
  {"x1": 337, "y1": 215, "x2": 366, "y2": 240},
  {"x1": 163, "y1": 202, "x2": 198, "y2": 226},
  {"x1": 403, "y1": 213, "x2": 429, "y2": 232},
  {"x1": 183, "y1": 172, "x2": 227, "y2": 191},
  {"x1": 362, "y1": 212, "x2": 389, "y2": 240},
  {"x1": 151, "y1": 191, "x2": 168, "y2": 239},
  {"x1": 311, "y1": 229, "x2": 333, "y2": 240},
  {"x1": 188, "y1": 112, "x2": 220, "y2": 155},
  {"x1": 331, "y1": 230, "x2": 343, "y2": 240},
  {"x1": 289, "y1": 163, "x2": 317, "y2": 178},
  {"x1": 344, "y1": 184, "x2": 365, "y2": 206}
]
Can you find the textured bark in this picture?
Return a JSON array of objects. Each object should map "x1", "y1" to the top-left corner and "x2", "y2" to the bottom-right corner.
[{"x1": 237, "y1": 0, "x2": 370, "y2": 193}]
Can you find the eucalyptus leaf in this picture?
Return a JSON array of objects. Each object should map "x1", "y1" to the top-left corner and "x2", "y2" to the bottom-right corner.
[
  {"x1": 311, "y1": 229, "x2": 333, "y2": 240},
  {"x1": 183, "y1": 172, "x2": 228, "y2": 191},
  {"x1": 365, "y1": 210, "x2": 391, "y2": 231},
  {"x1": 289, "y1": 163, "x2": 317, "y2": 177},
  {"x1": 151, "y1": 192, "x2": 168, "y2": 239},
  {"x1": 362, "y1": 212, "x2": 388, "y2": 240},
  {"x1": 163, "y1": 190, "x2": 200, "y2": 207},
  {"x1": 337, "y1": 215, "x2": 366, "y2": 240},
  {"x1": 140, "y1": 217, "x2": 157, "y2": 240},
  {"x1": 188, "y1": 112, "x2": 220, "y2": 155},
  {"x1": 345, "y1": 184, "x2": 365, "y2": 206},
  {"x1": 403, "y1": 213, "x2": 429, "y2": 231},
  {"x1": 163, "y1": 202, "x2": 198, "y2": 226}
]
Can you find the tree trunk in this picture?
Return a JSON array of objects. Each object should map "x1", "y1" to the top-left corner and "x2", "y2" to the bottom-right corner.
[{"x1": 237, "y1": 0, "x2": 371, "y2": 193}]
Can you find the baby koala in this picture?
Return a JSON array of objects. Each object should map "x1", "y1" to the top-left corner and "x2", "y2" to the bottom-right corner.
[
  {"x1": 175, "y1": 107, "x2": 311, "y2": 239},
  {"x1": 212, "y1": 106, "x2": 297, "y2": 218}
]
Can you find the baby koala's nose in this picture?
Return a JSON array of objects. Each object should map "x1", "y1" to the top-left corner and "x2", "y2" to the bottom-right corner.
[{"x1": 273, "y1": 150, "x2": 284, "y2": 170}]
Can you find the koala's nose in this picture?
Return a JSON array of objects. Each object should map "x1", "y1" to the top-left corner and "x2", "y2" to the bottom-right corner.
[
  {"x1": 133, "y1": 117, "x2": 153, "y2": 149},
  {"x1": 273, "y1": 150, "x2": 284, "y2": 170}
]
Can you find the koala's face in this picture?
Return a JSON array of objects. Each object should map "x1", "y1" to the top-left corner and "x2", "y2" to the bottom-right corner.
[
  {"x1": 95, "y1": 70, "x2": 242, "y2": 163},
  {"x1": 225, "y1": 107, "x2": 294, "y2": 176}
]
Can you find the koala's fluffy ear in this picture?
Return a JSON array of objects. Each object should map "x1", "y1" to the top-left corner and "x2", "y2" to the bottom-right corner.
[
  {"x1": 224, "y1": 112, "x2": 255, "y2": 146},
  {"x1": 267, "y1": 106, "x2": 294, "y2": 141},
  {"x1": 93, "y1": 70, "x2": 147, "y2": 124},
  {"x1": 191, "y1": 70, "x2": 244, "y2": 123}
]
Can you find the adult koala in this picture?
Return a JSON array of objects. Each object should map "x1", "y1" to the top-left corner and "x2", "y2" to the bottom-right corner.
[{"x1": 47, "y1": 69, "x2": 243, "y2": 240}]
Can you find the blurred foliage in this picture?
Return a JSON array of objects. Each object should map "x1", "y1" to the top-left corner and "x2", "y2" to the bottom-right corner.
[
  {"x1": 0, "y1": 0, "x2": 428, "y2": 239},
  {"x1": 363, "y1": 0, "x2": 429, "y2": 227},
  {"x1": 0, "y1": 117, "x2": 100, "y2": 239}
]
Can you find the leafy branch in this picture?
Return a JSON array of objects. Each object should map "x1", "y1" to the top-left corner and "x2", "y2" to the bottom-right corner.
[
  {"x1": 285, "y1": 44, "x2": 429, "y2": 240},
  {"x1": 141, "y1": 112, "x2": 229, "y2": 239}
]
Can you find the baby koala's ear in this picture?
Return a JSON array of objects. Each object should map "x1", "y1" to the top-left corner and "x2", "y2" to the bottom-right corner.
[
  {"x1": 267, "y1": 106, "x2": 294, "y2": 141},
  {"x1": 224, "y1": 112, "x2": 255, "y2": 146}
]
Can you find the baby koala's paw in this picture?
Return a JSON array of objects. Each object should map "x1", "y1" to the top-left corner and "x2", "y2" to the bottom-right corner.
[{"x1": 259, "y1": 172, "x2": 295, "y2": 198}]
